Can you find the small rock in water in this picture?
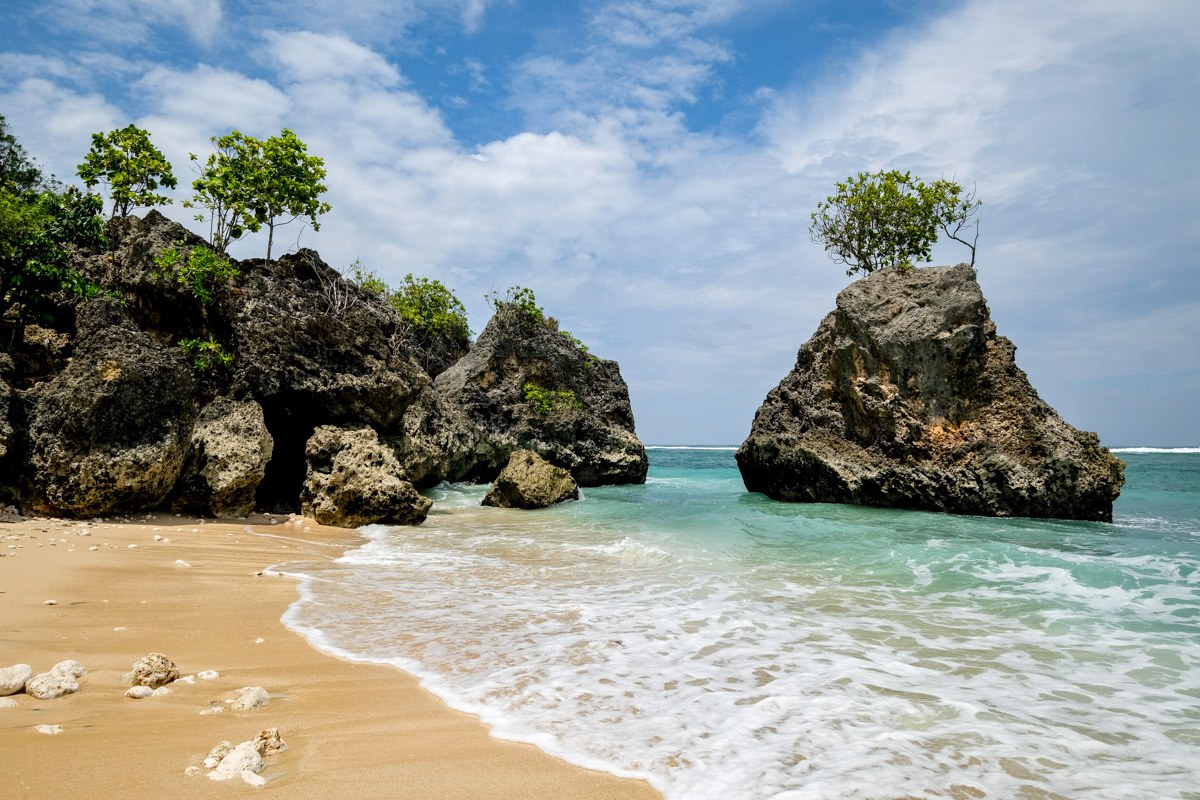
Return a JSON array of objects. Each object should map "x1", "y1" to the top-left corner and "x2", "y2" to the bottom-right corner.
[
  {"x1": 230, "y1": 686, "x2": 270, "y2": 711},
  {"x1": 0, "y1": 664, "x2": 33, "y2": 696},
  {"x1": 125, "y1": 686, "x2": 153, "y2": 699},
  {"x1": 35, "y1": 724, "x2": 63, "y2": 735},
  {"x1": 129, "y1": 652, "x2": 179, "y2": 688}
]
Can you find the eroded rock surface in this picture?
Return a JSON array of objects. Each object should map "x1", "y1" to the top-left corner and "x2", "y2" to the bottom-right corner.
[
  {"x1": 175, "y1": 398, "x2": 273, "y2": 517},
  {"x1": 737, "y1": 264, "x2": 1125, "y2": 521},
  {"x1": 26, "y1": 300, "x2": 196, "y2": 516},
  {"x1": 301, "y1": 425, "x2": 431, "y2": 527},
  {"x1": 129, "y1": 652, "x2": 180, "y2": 688},
  {"x1": 435, "y1": 308, "x2": 647, "y2": 486},
  {"x1": 0, "y1": 664, "x2": 32, "y2": 696},
  {"x1": 483, "y1": 450, "x2": 580, "y2": 509}
]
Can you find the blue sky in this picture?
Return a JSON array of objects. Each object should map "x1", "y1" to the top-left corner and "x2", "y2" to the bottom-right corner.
[{"x1": 2, "y1": 0, "x2": 1197, "y2": 446}]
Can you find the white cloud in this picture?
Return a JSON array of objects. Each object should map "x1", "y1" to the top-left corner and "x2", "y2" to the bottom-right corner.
[
  {"x1": 40, "y1": 0, "x2": 224, "y2": 46},
  {"x1": 264, "y1": 31, "x2": 402, "y2": 86},
  {"x1": 0, "y1": 78, "x2": 121, "y2": 180}
]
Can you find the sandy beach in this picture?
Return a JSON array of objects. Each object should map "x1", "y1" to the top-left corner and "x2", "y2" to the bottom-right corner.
[{"x1": 0, "y1": 513, "x2": 662, "y2": 799}]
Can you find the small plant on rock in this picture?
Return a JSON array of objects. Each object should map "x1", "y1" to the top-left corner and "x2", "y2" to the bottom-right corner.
[
  {"x1": 154, "y1": 245, "x2": 239, "y2": 303},
  {"x1": 523, "y1": 382, "x2": 583, "y2": 415},
  {"x1": 179, "y1": 335, "x2": 233, "y2": 372},
  {"x1": 486, "y1": 285, "x2": 544, "y2": 328}
]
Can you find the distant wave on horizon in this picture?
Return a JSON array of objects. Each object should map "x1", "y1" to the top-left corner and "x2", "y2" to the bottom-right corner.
[
  {"x1": 646, "y1": 445, "x2": 738, "y2": 451},
  {"x1": 1109, "y1": 446, "x2": 1200, "y2": 453}
]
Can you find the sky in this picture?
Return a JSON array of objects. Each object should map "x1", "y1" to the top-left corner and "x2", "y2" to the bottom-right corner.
[{"x1": 2, "y1": 0, "x2": 1198, "y2": 447}]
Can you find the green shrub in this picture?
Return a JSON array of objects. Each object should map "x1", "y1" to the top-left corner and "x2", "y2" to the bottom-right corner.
[
  {"x1": 179, "y1": 335, "x2": 233, "y2": 372},
  {"x1": 391, "y1": 273, "x2": 470, "y2": 339},
  {"x1": 523, "y1": 382, "x2": 583, "y2": 415},
  {"x1": 155, "y1": 245, "x2": 239, "y2": 303},
  {"x1": 486, "y1": 285, "x2": 543, "y2": 328}
]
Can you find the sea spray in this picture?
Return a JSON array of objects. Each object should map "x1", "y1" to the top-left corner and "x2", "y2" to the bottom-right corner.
[{"x1": 278, "y1": 449, "x2": 1200, "y2": 800}]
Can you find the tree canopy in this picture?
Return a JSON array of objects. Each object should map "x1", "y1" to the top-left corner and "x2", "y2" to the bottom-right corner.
[
  {"x1": 77, "y1": 124, "x2": 177, "y2": 219},
  {"x1": 186, "y1": 129, "x2": 330, "y2": 259},
  {"x1": 809, "y1": 170, "x2": 981, "y2": 276}
]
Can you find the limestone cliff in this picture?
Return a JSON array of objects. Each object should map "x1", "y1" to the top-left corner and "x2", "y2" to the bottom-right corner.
[
  {"x1": 0, "y1": 210, "x2": 647, "y2": 523},
  {"x1": 736, "y1": 264, "x2": 1125, "y2": 521}
]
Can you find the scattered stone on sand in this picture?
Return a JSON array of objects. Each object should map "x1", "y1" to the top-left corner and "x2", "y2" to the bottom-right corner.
[
  {"x1": 203, "y1": 741, "x2": 235, "y2": 769},
  {"x1": 25, "y1": 670, "x2": 80, "y2": 700},
  {"x1": 197, "y1": 669, "x2": 219, "y2": 681},
  {"x1": 253, "y1": 727, "x2": 288, "y2": 756},
  {"x1": 35, "y1": 724, "x2": 63, "y2": 735},
  {"x1": 130, "y1": 652, "x2": 180, "y2": 688},
  {"x1": 43, "y1": 599, "x2": 57, "y2": 606},
  {"x1": 151, "y1": 686, "x2": 172, "y2": 698},
  {"x1": 230, "y1": 686, "x2": 270, "y2": 711},
  {"x1": 51, "y1": 659, "x2": 86, "y2": 678},
  {"x1": 199, "y1": 706, "x2": 223, "y2": 716},
  {"x1": 209, "y1": 741, "x2": 264, "y2": 783},
  {"x1": 174, "y1": 559, "x2": 191, "y2": 568},
  {"x1": 0, "y1": 664, "x2": 33, "y2": 696},
  {"x1": 125, "y1": 685, "x2": 153, "y2": 699},
  {"x1": 0, "y1": 697, "x2": 18, "y2": 709}
]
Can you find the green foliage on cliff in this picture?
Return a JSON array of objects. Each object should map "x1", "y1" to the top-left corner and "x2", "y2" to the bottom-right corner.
[
  {"x1": 810, "y1": 170, "x2": 981, "y2": 275},
  {"x1": 77, "y1": 124, "x2": 177, "y2": 219},
  {"x1": 487, "y1": 285, "x2": 544, "y2": 328},
  {"x1": 179, "y1": 335, "x2": 233, "y2": 372},
  {"x1": 154, "y1": 244, "x2": 239, "y2": 303},
  {"x1": 186, "y1": 129, "x2": 330, "y2": 260},
  {"x1": 523, "y1": 382, "x2": 583, "y2": 415},
  {"x1": 391, "y1": 273, "x2": 470, "y2": 341},
  {"x1": 1, "y1": 116, "x2": 106, "y2": 328}
]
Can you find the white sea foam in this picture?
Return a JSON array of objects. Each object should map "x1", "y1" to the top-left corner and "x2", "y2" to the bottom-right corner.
[
  {"x1": 1110, "y1": 446, "x2": 1200, "y2": 453},
  {"x1": 275, "y1": 459, "x2": 1200, "y2": 800}
]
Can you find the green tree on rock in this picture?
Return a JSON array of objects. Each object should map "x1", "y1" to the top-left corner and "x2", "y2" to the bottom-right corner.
[
  {"x1": 77, "y1": 124, "x2": 177, "y2": 219},
  {"x1": 187, "y1": 129, "x2": 331, "y2": 260},
  {"x1": 809, "y1": 170, "x2": 981, "y2": 276}
]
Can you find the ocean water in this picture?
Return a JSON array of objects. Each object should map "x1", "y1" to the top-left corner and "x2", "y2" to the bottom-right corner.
[{"x1": 277, "y1": 448, "x2": 1200, "y2": 799}]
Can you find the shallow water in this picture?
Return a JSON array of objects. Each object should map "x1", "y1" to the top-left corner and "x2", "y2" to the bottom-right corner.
[{"x1": 279, "y1": 448, "x2": 1200, "y2": 799}]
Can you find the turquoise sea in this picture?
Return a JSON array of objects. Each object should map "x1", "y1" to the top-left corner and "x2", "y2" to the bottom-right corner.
[{"x1": 279, "y1": 448, "x2": 1200, "y2": 799}]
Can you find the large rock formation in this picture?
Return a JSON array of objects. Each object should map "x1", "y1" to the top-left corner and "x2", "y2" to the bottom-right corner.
[
  {"x1": 483, "y1": 449, "x2": 580, "y2": 509},
  {"x1": 174, "y1": 398, "x2": 274, "y2": 518},
  {"x1": 737, "y1": 264, "x2": 1125, "y2": 521},
  {"x1": 301, "y1": 425, "x2": 432, "y2": 527},
  {"x1": 25, "y1": 299, "x2": 197, "y2": 516},
  {"x1": 435, "y1": 308, "x2": 648, "y2": 486}
]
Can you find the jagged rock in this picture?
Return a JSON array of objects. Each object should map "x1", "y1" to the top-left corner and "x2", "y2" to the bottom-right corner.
[
  {"x1": 129, "y1": 652, "x2": 179, "y2": 688},
  {"x1": 0, "y1": 663, "x2": 32, "y2": 696},
  {"x1": 25, "y1": 299, "x2": 196, "y2": 516},
  {"x1": 301, "y1": 425, "x2": 432, "y2": 527},
  {"x1": 252, "y1": 727, "x2": 288, "y2": 756},
  {"x1": 737, "y1": 264, "x2": 1125, "y2": 521},
  {"x1": 435, "y1": 308, "x2": 648, "y2": 486},
  {"x1": 387, "y1": 389, "x2": 479, "y2": 489},
  {"x1": 483, "y1": 450, "x2": 580, "y2": 509},
  {"x1": 230, "y1": 686, "x2": 270, "y2": 711},
  {"x1": 175, "y1": 398, "x2": 273, "y2": 517},
  {"x1": 25, "y1": 670, "x2": 80, "y2": 699}
]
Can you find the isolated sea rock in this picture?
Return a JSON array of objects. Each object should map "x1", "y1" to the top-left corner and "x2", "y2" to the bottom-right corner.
[
  {"x1": 483, "y1": 450, "x2": 580, "y2": 509},
  {"x1": 175, "y1": 398, "x2": 273, "y2": 517},
  {"x1": 300, "y1": 425, "x2": 432, "y2": 527},
  {"x1": 435, "y1": 308, "x2": 648, "y2": 486},
  {"x1": 737, "y1": 264, "x2": 1125, "y2": 521},
  {"x1": 0, "y1": 664, "x2": 33, "y2": 696},
  {"x1": 129, "y1": 652, "x2": 180, "y2": 688},
  {"x1": 26, "y1": 299, "x2": 196, "y2": 516}
]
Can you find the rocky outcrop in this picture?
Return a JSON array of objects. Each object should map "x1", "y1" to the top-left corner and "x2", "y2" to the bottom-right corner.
[
  {"x1": 25, "y1": 299, "x2": 196, "y2": 517},
  {"x1": 300, "y1": 425, "x2": 432, "y2": 527},
  {"x1": 435, "y1": 309, "x2": 648, "y2": 486},
  {"x1": 174, "y1": 398, "x2": 273, "y2": 518},
  {"x1": 737, "y1": 264, "x2": 1125, "y2": 521},
  {"x1": 483, "y1": 450, "x2": 580, "y2": 509}
]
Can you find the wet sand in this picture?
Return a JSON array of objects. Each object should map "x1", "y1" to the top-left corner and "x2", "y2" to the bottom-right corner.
[{"x1": 0, "y1": 513, "x2": 662, "y2": 799}]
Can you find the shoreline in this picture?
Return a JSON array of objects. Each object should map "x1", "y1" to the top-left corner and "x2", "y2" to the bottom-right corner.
[{"x1": 0, "y1": 513, "x2": 662, "y2": 799}]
